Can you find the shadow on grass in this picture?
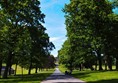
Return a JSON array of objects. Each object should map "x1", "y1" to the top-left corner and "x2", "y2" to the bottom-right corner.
[
  {"x1": 72, "y1": 72, "x2": 90, "y2": 79},
  {"x1": 72, "y1": 71, "x2": 97, "y2": 79},
  {"x1": 72, "y1": 70, "x2": 118, "y2": 83},
  {"x1": 88, "y1": 79, "x2": 118, "y2": 83},
  {"x1": 72, "y1": 70, "x2": 116, "y2": 79},
  {"x1": 0, "y1": 72, "x2": 52, "y2": 83}
]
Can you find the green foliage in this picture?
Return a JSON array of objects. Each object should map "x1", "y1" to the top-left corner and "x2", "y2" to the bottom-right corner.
[
  {"x1": 58, "y1": 0, "x2": 118, "y2": 71},
  {"x1": 59, "y1": 64, "x2": 68, "y2": 73},
  {"x1": 0, "y1": 0, "x2": 55, "y2": 78}
]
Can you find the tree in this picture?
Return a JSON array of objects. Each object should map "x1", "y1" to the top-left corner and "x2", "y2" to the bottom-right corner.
[
  {"x1": 0, "y1": 0, "x2": 55, "y2": 78},
  {"x1": 59, "y1": 0, "x2": 118, "y2": 71}
]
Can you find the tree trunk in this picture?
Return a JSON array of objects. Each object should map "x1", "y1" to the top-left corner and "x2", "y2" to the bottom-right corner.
[
  {"x1": 0, "y1": 59, "x2": 2, "y2": 76},
  {"x1": 90, "y1": 65, "x2": 94, "y2": 71},
  {"x1": 95, "y1": 60, "x2": 98, "y2": 70},
  {"x1": 14, "y1": 63, "x2": 18, "y2": 76},
  {"x1": 116, "y1": 57, "x2": 118, "y2": 70},
  {"x1": 79, "y1": 64, "x2": 82, "y2": 71},
  {"x1": 107, "y1": 56, "x2": 112, "y2": 71},
  {"x1": 35, "y1": 66, "x2": 38, "y2": 73},
  {"x1": 96, "y1": 50, "x2": 103, "y2": 70},
  {"x1": 9, "y1": 63, "x2": 12, "y2": 75},
  {"x1": 22, "y1": 66, "x2": 23, "y2": 80},
  {"x1": 28, "y1": 57, "x2": 32, "y2": 75},
  {"x1": 3, "y1": 51, "x2": 12, "y2": 78},
  {"x1": 69, "y1": 62, "x2": 73, "y2": 72},
  {"x1": 105, "y1": 60, "x2": 107, "y2": 70},
  {"x1": 28, "y1": 63, "x2": 32, "y2": 75}
]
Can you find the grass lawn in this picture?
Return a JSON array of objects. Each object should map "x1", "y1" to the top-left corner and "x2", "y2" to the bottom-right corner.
[
  {"x1": 59, "y1": 64, "x2": 118, "y2": 83},
  {"x1": 0, "y1": 64, "x2": 55, "y2": 83}
]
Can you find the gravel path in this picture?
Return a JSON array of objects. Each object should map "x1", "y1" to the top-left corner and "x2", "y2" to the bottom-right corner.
[{"x1": 41, "y1": 68, "x2": 85, "y2": 83}]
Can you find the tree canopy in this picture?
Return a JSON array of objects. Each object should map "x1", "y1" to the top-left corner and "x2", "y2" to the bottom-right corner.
[
  {"x1": 58, "y1": 0, "x2": 118, "y2": 72},
  {"x1": 0, "y1": 0, "x2": 55, "y2": 78}
]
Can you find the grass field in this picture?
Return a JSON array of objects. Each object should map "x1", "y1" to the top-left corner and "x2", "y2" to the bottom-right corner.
[
  {"x1": 0, "y1": 64, "x2": 55, "y2": 83},
  {"x1": 59, "y1": 64, "x2": 118, "y2": 83}
]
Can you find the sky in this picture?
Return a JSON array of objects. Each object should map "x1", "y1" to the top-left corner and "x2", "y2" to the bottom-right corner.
[
  {"x1": 40, "y1": 0, "x2": 118, "y2": 57},
  {"x1": 113, "y1": 8, "x2": 118, "y2": 14},
  {"x1": 40, "y1": 0, "x2": 69, "y2": 57}
]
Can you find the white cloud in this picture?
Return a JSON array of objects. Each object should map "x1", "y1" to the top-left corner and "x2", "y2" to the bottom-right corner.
[
  {"x1": 50, "y1": 36, "x2": 66, "y2": 42},
  {"x1": 61, "y1": 37, "x2": 67, "y2": 42},
  {"x1": 50, "y1": 37, "x2": 60, "y2": 42},
  {"x1": 50, "y1": 36, "x2": 67, "y2": 57},
  {"x1": 40, "y1": 0, "x2": 58, "y2": 9}
]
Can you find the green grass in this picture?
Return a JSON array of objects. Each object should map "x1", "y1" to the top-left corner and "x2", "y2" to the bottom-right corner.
[
  {"x1": 0, "y1": 64, "x2": 55, "y2": 83},
  {"x1": 73, "y1": 70, "x2": 118, "y2": 83},
  {"x1": 0, "y1": 70, "x2": 54, "y2": 83},
  {"x1": 93, "y1": 65, "x2": 116, "y2": 70},
  {"x1": 11, "y1": 65, "x2": 36, "y2": 74},
  {"x1": 59, "y1": 64, "x2": 118, "y2": 83}
]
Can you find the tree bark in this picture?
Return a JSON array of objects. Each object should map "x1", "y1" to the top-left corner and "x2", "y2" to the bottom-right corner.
[
  {"x1": 35, "y1": 66, "x2": 38, "y2": 73},
  {"x1": 14, "y1": 63, "x2": 18, "y2": 76},
  {"x1": 22, "y1": 66, "x2": 23, "y2": 80},
  {"x1": 95, "y1": 60, "x2": 98, "y2": 70},
  {"x1": 116, "y1": 57, "x2": 118, "y2": 70},
  {"x1": 0, "y1": 59, "x2": 2, "y2": 76},
  {"x1": 69, "y1": 61, "x2": 73, "y2": 72},
  {"x1": 9, "y1": 63, "x2": 12, "y2": 75},
  {"x1": 79, "y1": 64, "x2": 82, "y2": 71},
  {"x1": 107, "y1": 56, "x2": 112, "y2": 71},
  {"x1": 28, "y1": 57, "x2": 32, "y2": 75},
  {"x1": 104, "y1": 55, "x2": 107, "y2": 70},
  {"x1": 90, "y1": 65, "x2": 94, "y2": 71},
  {"x1": 3, "y1": 51, "x2": 12, "y2": 78},
  {"x1": 105, "y1": 60, "x2": 107, "y2": 70},
  {"x1": 96, "y1": 50, "x2": 103, "y2": 70}
]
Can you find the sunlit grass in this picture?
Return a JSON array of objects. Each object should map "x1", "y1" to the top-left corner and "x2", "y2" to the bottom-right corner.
[
  {"x1": 0, "y1": 64, "x2": 55, "y2": 83},
  {"x1": 72, "y1": 70, "x2": 118, "y2": 83},
  {"x1": 0, "y1": 69, "x2": 54, "y2": 83},
  {"x1": 11, "y1": 65, "x2": 37, "y2": 74},
  {"x1": 59, "y1": 64, "x2": 118, "y2": 83},
  {"x1": 92, "y1": 65, "x2": 116, "y2": 70}
]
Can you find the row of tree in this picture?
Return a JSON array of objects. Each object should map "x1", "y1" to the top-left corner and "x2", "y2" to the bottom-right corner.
[
  {"x1": 0, "y1": 0, "x2": 55, "y2": 78},
  {"x1": 58, "y1": 0, "x2": 118, "y2": 72}
]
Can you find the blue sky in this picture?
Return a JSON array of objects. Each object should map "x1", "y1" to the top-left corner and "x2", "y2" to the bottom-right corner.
[
  {"x1": 40, "y1": 0, "x2": 118, "y2": 57},
  {"x1": 40, "y1": 0, "x2": 69, "y2": 57},
  {"x1": 113, "y1": 8, "x2": 118, "y2": 14}
]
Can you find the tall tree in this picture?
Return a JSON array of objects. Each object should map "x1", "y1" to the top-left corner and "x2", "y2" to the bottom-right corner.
[
  {"x1": 59, "y1": 0, "x2": 118, "y2": 71},
  {"x1": 0, "y1": 0, "x2": 55, "y2": 78}
]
